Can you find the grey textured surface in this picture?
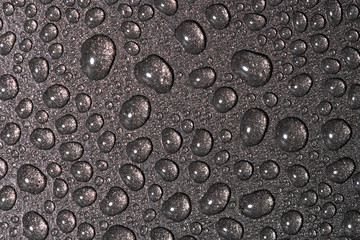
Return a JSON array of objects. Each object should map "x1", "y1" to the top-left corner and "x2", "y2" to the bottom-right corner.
[{"x1": 0, "y1": 0, "x2": 360, "y2": 239}]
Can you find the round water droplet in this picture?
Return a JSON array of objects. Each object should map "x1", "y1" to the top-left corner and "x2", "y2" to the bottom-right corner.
[
  {"x1": 324, "y1": 78, "x2": 346, "y2": 97},
  {"x1": 205, "y1": 4, "x2": 230, "y2": 30},
  {"x1": 342, "y1": 210, "x2": 360, "y2": 239},
  {"x1": 56, "y1": 209, "x2": 76, "y2": 233},
  {"x1": 321, "y1": 58, "x2": 341, "y2": 74},
  {"x1": 281, "y1": 210, "x2": 303, "y2": 235},
  {"x1": 275, "y1": 117, "x2": 308, "y2": 152},
  {"x1": 1, "y1": 122, "x2": 21, "y2": 145},
  {"x1": 188, "y1": 161, "x2": 210, "y2": 183},
  {"x1": 239, "y1": 189, "x2": 275, "y2": 219},
  {"x1": 23, "y1": 211, "x2": 49, "y2": 240},
  {"x1": 162, "y1": 192, "x2": 191, "y2": 222},
  {"x1": 134, "y1": 55, "x2": 174, "y2": 93},
  {"x1": 17, "y1": 164, "x2": 47, "y2": 195},
  {"x1": 190, "y1": 129, "x2": 213, "y2": 157},
  {"x1": 310, "y1": 34, "x2": 329, "y2": 53},
  {"x1": 150, "y1": 227, "x2": 174, "y2": 240},
  {"x1": 199, "y1": 183, "x2": 230, "y2": 215},
  {"x1": 300, "y1": 189, "x2": 318, "y2": 207},
  {"x1": 288, "y1": 73, "x2": 312, "y2": 97},
  {"x1": 78, "y1": 222, "x2": 95, "y2": 240},
  {"x1": 72, "y1": 186, "x2": 97, "y2": 207},
  {"x1": 100, "y1": 187, "x2": 129, "y2": 216},
  {"x1": 231, "y1": 50, "x2": 272, "y2": 87},
  {"x1": 155, "y1": 158, "x2": 179, "y2": 182},
  {"x1": 259, "y1": 226, "x2": 276, "y2": 240},
  {"x1": 126, "y1": 137, "x2": 152, "y2": 163},
  {"x1": 322, "y1": 118, "x2": 351, "y2": 150},
  {"x1": 215, "y1": 218, "x2": 243, "y2": 240},
  {"x1": 80, "y1": 34, "x2": 116, "y2": 80},
  {"x1": 119, "y1": 95, "x2": 151, "y2": 130},
  {"x1": 30, "y1": 128, "x2": 55, "y2": 150},
  {"x1": 260, "y1": 160, "x2": 279, "y2": 180},
  {"x1": 119, "y1": 164, "x2": 145, "y2": 191},
  {"x1": 234, "y1": 160, "x2": 253, "y2": 181},
  {"x1": 287, "y1": 164, "x2": 310, "y2": 187},
  {"x1": 85, "y1": 7, "x2": 105, "y2": 28},
  {"x1": 240, "y1": 108, "x2": 268, "y2": 146},
  {"x1": 59, "y1": 142, "x2": 84, "y2": 161},
  {"x1": 39, "y1": 23, "x2": 58, "y2": 42},
  {"x1": 43, "y1": 84, "x2": 70, "y2": 109},
  {"x1": 211, "y1": 87, "x2": 238, "y2": 113},
  {"x1": 325, "y1": 157, "x2": 355, "y2": 184},
  {"x1": 53, "y1": 178, "x2": 69, "y2": 198},
  {"x1": 120, "y1": 21, "x2": 141, "y2": 39},
  {"x1": 55, "y1": 114, "x2": 77, "y2": 135},
  {"x1": 0, "y1": 31, "x2": 16, "y2": 56},
  {"x1": 138, "y1": 4, "x2": 154, "y2": 21},
  {"x1": 175, "y1": 20, "x2": 206, "y2": 55},
  {"x1": 341, "y1": 46, "x2": 360, "y2": 69},
  {"x1": 75, "y1": 93, "x2": 92, "y2": 113}
]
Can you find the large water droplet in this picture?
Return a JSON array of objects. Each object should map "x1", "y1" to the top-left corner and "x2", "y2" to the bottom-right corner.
[
  {"x1": 175, "y1": 20, "x2": 206, "y2": 55},
  {"x1": 0, "y1": 31, "x2": 16, "y2": 55},
  {"x1": 17, "y1": 164, "x2": 47, "y2": 195},
  {"x1": 102, "y1": 225, "x2": 136, "y2": 240},
  {"x1": 29, "y1": 57, "x2": 49, "y2": 83},
  {"x1": 275, "y1": 117, "x2": 308, "y2": 152},
  {"x1": 0, "y1": 74, "x2": 19, "y2": 101},
  {"x1": 239, "y1": 189, "x2": 275, "y2": 219},
  {"x1": 325, "y1": 157, "x2": 355, "y2": 184},
  {"x1": 215, "y1": 218, "x2": 243, "y2": 240},
  {"x1": 119, "y1": 95, "x2": 151, "y2": 130},
  {"x1": 126, "y1": 137, "x2": 152, "y2": 163},
  {"x1": 30, "y1": 128, "x2": 55, "y2": 150},
  {"x1": 100, "y1": 187, "x2": 129, "y2": 216},
  {"x1": 199, "y1": 183, "x2": 230, "y2": 215},
  {"x1": 119, "y1": 164, "x2": 145, "y2": 191},
  {"x1": 0, "y1": 186, "x2": 16, "y2": 211},
  {"x1": 162, "y1": 192, "x2": 191, "y2": 222},
  {"x1": 281, "y1": 210, "x2": 303, "y2": 235},
  {"x1": 80, "y1": 34, "x2": 116, "y2": 80},
  {"x1": 321, "y1": 118, "x2": 351, "y2": 150},
  {"x1": 190, "y1": 129, "x2": 213, "y2": 157},
  {"x1": 231, "y1": 50, "x2": 272, "y2": 87},
  {"x1": 23, "y1": 211, "x2": 49, "y2": 240}
]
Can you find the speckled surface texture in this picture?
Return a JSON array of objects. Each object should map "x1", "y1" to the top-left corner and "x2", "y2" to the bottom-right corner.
[{"x1": 0, "y1": 0, "x2": 360, "y2": 239}]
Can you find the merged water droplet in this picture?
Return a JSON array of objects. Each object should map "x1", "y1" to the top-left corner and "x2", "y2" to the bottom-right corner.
[
  {"x1": 231, "y1": 50, "x2": 272, "y2": 87},
  {"x1": 162, "y1": 192, "x2": 191, "y2": 222},
  {"x1": 80, "y1": 34, "x2": 116, "y2": 80},
  {"x1": 175, "y1": 20, "x2": 206, "y2": 55},
  {"x1": 239, "y1": 189, "x2": 275, "y2": 219}
]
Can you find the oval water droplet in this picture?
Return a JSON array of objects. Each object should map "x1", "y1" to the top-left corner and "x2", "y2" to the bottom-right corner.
[
  {"x1": 162, "y1": 192, "x2": 191, "y2": 222},
  {"x1": 175, "y1": 20, "x2": 206, "y2": 55},
  {"x1": 199, "y1": 183, "x2": 231, "y2": 215},
  {"x1": 240, "y1": 108, "x2": 268, "y2": 146},
  {"x1": 239, "y1": 189, "x2": 275, "y2": 219},
  {"x1": 119, "y1": 95, "x2": 151, "y2": 130}
]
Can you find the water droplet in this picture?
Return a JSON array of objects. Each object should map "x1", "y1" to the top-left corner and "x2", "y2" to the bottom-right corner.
[
  {"x1": 199, "y1": 183, "x2": 230, "y2": 215},
  {"x1": 322, "y1": 119, "x2": 351, "y2": 150},
  {"x1": 293, "y1": 11, "x2": 307, "y2": 32},
  {"x1": 97, "y1": 131, "x2": 116, "y2": 153},
  {"x1": 126, "y1": 137, "x2": 152, "y2": 163},
  {"x1": 325, "y1": 157, "x2": 355, "y2": 184},
  {"x1": 15, "y1": 98, "x2": 33, "y2": 119},
  {"x1": 155, "y1": 158, "x2": 179, "y2": 182},
  {"x1": 39, "y1": 23, "x2": 58, "y2": 42},
  {"x1": 325, "y1": 0, "x2": 342, "y2": 26},
  {"x1": 56, "y1": 209, "x2": 76, "y2": 233},
  {"x1": 56, "y1": 114, "x2": 77, "y2": 134},
  {"x1": 162, "y1": 192, "x2": 191, "y2": 222},
  {"x1": 175, "y1": 20, "x2": 206, "y2": 55},
  {"x1": 341, "y1": 46, "x2": 360, "y2": 69},
  {"x1": 154, "y1": 0, "x2": 177, "y2": 16},
  {"x1": 342, "y1": 210, "x2": 360, "y2": 239},
  {"x1": 17, "y1": 164, "x2": 47, "y2": 195},
  {"x1": 188, "y1": 161, "x2": 210, "y2": 183},
  {"x1": 120, "y1": 21, "x2": 141, "y2": 39},
  {"x1": 119, "y1": 95, "x2": 151, "y2": 130},
  {"x1": 239, "y1": 189, "x2": 275, "y2": 219},
  {"x1": 189, "y1": 67, "x2": 216, "y2": 89},
  {"x1": 102, "y1": 225, "x2": 136, "y2": 240},
  {"x1": 119, "y1": 164, "x2": 145, "y2": 191},
  {"x1": 275, "y1": 117, "x2": 308, "y2": 152},
  {"x1": 138, "y1": 4, "x2": 154, "y2": 21},
  {"x1": 162, "y1": 128, "x2": 182, "y2": 154},
  {"x1": 150, "y1": 227, "x2": 174, "y2": 240},
  {"x1": 134, "y1": 55, "x2": 174, "y2": 93},
  {"x1": 240, "y1": 108, "x2": 268, "y2": 146},
  {"x1": 288, "y1": 73, "x2": 312, "y2": 97},
  {"x1": 80, "y1": 34, "x2": 116, "y2": 80},
  {"x1": 100, "y1": 187, "x2": 129, "y2": 216},
  {"x1": 77, "y1": 222, "x2": 95, "y2": 240},
  {"x1": 281, "y1": 210, "x2": 303, "y2": 235},
  {"x1": 259, "y1": 226, "x2": 276, "y2": 240},
  {"x1": 59, "y1": 142, "x2": 84, "y2": 161},
  {"x1": 260, "y1": 160, "x2": 279, "y2": 180},
  {"x1": 23, "y1": 211, "x2": 49, "y2": 240},
  {"x1": 211, "y1": 87, "x2": 238, "y2": 113},
  {"x1": 0, "y1": 31, "x2": 16, "y2": 56},
  {"x1": 85, "y1": 7, "x2": 105, "y2": 28},
  {"x1": 321, "y1": 58, "x2": 341, "y2": 74},
  {"x1": 205, "y1": 4, "x2": 230, "y2": 30},
  {"x1": 234, "y1": 160, "x2": 253, "y2": 181},
  {"x1": 1, "y1": 122, "x2": 21, "y2": 145},
  {"x1": 0, "y1": 74, "x2": 18, "y2": 101},
  {"x1": 243, "y1": 13, "x2": 267, "y2": 30},
  {"x1": 43, "y1": 84, "x2": 70, "y2": 108},
  {"x1": 287, "y1": 164, "x2": 310, "y2": 187},
  {"x1": 190, "y1": 129, "x2": 213, "y2": 157},
  {"x1": 30, "y1": 128, "x2": 55, "y2": 150},
  {"x1": 215, "y1": 218, "x2": 243, "y2": 240},
  {"x1": 53, "y1": 178, "x2": 69, "y2": 198},
  {"x1": 0, "y1": 186, "x2": 16, "y2": 211},
  {"x1": 75, "y1": 93, "x2": 92, "y2": 113},
  {"x1": 72, "y1": 186, "x2": 97, "y2": 207},
  {"x1": 231, "y1": 50, "x2": 272, "y2": 87}
]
